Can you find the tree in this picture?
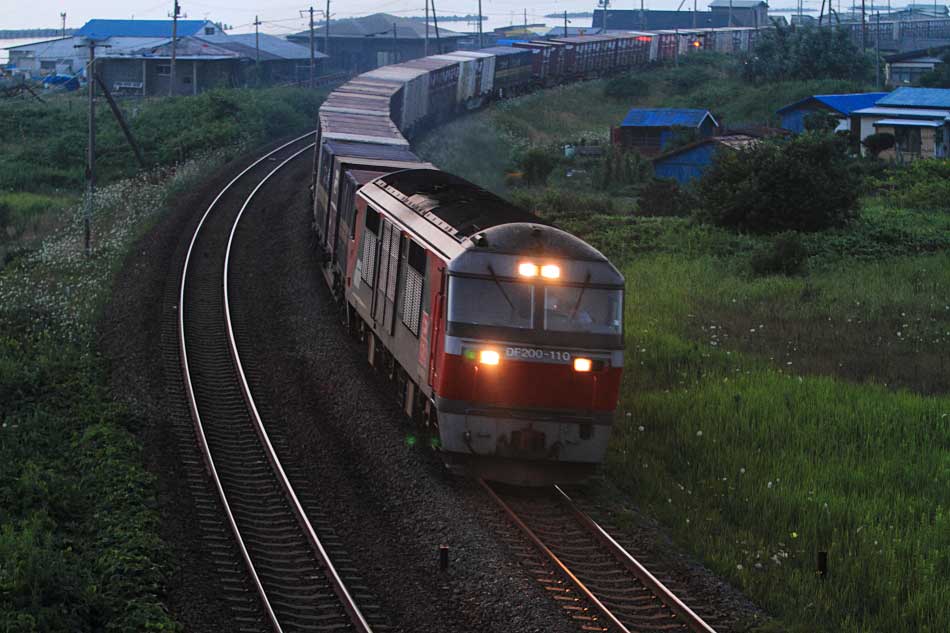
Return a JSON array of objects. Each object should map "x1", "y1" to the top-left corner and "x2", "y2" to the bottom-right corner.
[
  {"x1": 918, "y1": 51, "x2": 950, "y2": 88},
  {"x1": 804, "y1": 109, "x2": 841, "y2": 134},
  {"x1": 696, "y1": 132, "x2": 860, "y2": 233},
  {"x1": 862, "y1": 132, "x2": 895, "y2": 158},
  {"x1": 516, "y1": 148, "x2": 557, "y2": 185},
  {"x1": 743, "y1": 23, "x2": 873, "y2": 84}
]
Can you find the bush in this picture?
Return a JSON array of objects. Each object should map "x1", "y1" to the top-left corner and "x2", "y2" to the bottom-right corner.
[
  {"x1": 887, "y1": 159, "x2": 950, "y2": 210},
  {"x1": 803, "y1": 109, "x2": 841, "y2": 134},
  {"x1": 509, "y1": 188, "x2": 617, "y2": 220},
  {"x1": 696, "y1": 132, "x2": 860, "y2": 233},
  {"x1": 604, "y1": 75, "x2": 650, "y2": 99},
  {"x1": 638, "y1": 179, "x2": 696, "y2": 217},
  {"x1": 862, "y1": 132, "x2": 895, "y2": 158},
  {"x1": 749, "y1": 231, "x2": 809, "y2": 276},
  {"x1": 595, "y1": 147, "x2": 652, "y2": 190},
  {"x1": 515, "y1": 147, "x2": 558, "y2": 185}
]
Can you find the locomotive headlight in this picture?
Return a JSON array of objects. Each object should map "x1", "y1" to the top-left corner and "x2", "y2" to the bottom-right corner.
[
  {"x1": 479, "y1": 350, "x2": 500, "y2": 365},
  {"x1": 518, "y1": 262, "x2": 539, "y2": 277},
  {"x1": 541, "y1": 264, "x2": 560, "y2": 279},
  {"x1": 573, "y1": 357, "x2": 592, "y2": 372}
]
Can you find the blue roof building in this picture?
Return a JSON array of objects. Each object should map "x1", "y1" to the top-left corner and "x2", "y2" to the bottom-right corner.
[
  {"x1": 653, "y1": 134, "x2": 758, "y2": 184},
  {"x1": 614, "y1": 108, "x2": 718, "y2": 155},
  {"x1": 875, "y1": 87, "x2": 950, "y2": 109},
  {"x1": 75, "y1": 19, "x2": 220, "y2": 40},
  {"x1": 776, "y1": 93, "x2": 888, "y2": 133}
]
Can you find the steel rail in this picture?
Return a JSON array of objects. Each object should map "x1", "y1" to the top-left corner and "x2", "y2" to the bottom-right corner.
[
  {"x1": 553, "y1": 485, "x2": 718, "y2": 633},
  {"x1": 223, "y1": 145, "x2": 376, "y2": 633},
  {"x1": 479, "y1": 479, "x2": 632, "y2": 633},
  {"x1": 177, "y1": 133, "x2": 312, "y2": 633}
]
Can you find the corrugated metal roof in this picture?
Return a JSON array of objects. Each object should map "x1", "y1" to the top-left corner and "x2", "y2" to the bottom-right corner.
[
  {"x1": 201, "y1": 33, "x2": 325, "y2": 60},
  {"x1": 876, "y1": 87, "x2": 950, "y2": 109},
  {"x1": 874, "y1": 118, "x2": 944, "y2": 127},
  {"x1": 852, "y1": 106, "x2": 950, "y2": 118},
  {"x1": 653, "y1": 134, "x2": 757, "y2": 162},
  {"x1": 290, "y1": 13, "x2": 462, "y2": 40},
  {"x1": 621, "y1": 108, "x2": 717, "y2": 128},
  {"x1": 777, "y1": 92, "x2": 887, "y2": 115},
  {"x1": 76, "y1": 19, "x2": 213, "y2": 40}
]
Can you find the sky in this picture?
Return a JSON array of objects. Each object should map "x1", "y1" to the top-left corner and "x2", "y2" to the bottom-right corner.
[{"x1": 2, "y1": 0, "x2": 823, "y2": 35}]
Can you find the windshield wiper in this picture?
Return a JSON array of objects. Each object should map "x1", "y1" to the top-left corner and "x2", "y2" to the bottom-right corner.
[
  {"x1": 569, "y1": 272, "x2": 592, "y2": 320},
  {"x1": 486, "y1": 264, "x2": 516, "y2": 312}
]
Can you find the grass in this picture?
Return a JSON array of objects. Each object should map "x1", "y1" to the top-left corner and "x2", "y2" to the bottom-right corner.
[
  {"x1": 417, "y1": 58, "x2": 950, "y2": 633},
  {"x1": 0, "y1": 86, "x2": 327, "y2": 265},
  {"x1": 0, "y1": 138, "x2": 243, "y2": 630}
]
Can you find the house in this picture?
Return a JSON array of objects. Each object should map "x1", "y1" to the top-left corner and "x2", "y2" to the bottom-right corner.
[
  {"x1": 288, "y1": 13, "x2": 463, "y2": 73},
  {"x1": 851, "y1": 88, "x2": 950, "y2": 159},
  {"x1": 708, "y1": 0, "x2": 770, "y2": 27},
  {"x1": 613, "y1": 108, "x2": 719, "y2": 155},
  {"x1": 777, "y1": 92, "x2": 888, "y2": 133},
  {"x1": 96, "y1": 34, "x2": 323, "y2": 96},
  {"x1": 885, "y1": 45, "x2": 949, "y2": 85},
  {"x1": 653, "y1": 134, "x2": 758, "y2": 184},
  {"x1": 5, "y1": 19, "x2": 222, "y2": 77}
]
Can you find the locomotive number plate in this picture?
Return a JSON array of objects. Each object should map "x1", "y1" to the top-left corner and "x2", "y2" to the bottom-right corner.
[{"x1": 505, "y1": 347, "x2": 572, "y2": 363}]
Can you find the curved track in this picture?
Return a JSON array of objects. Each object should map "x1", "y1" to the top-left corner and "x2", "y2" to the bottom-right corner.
[
  {"x1": 483, "y1": 481, "x2": 718, "y2": 633},
  {"x1": 177, "y1": 134, "x2": 385, "y2": 633}
]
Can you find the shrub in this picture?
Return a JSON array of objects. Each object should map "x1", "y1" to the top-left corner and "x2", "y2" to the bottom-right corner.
[
  {"x1": 749, "y1": 231, "x2": 809, "y2": 276},
  {"x1": 595, "y1": 147, "x2": 652, "y2": 190},
  {"x1": 604, "y1": 75, "x2": 650, "y2": 99},
  {"x1": 515, "y1": 147, "x2": 558, "y2": 185},
  {"x1": 803, "y1": 109, "x2": 841, "y2": 133},
  {"x1": 887, "y1": 159, "x2": 950, "y2": 210},
  {"x1": 638, "y1": 179, "x2": 696, "y2": 217},
  {"x1": 862, "y1": 132, "x2": 895, "y2": 158},
  {"x1": 510, "y1": 188, "x2": 617, "y2": 220},
  {"x1": 696, "y1": 132, "x2": 860, "y2": 233}
]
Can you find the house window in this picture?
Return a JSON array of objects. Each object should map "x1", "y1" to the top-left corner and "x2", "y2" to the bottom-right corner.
[
  {"x1": 204, "y1": 26, "x2": 215, "y2": 35},
  {"x1": 156, "y1": 64, "x2": 171, "y2": 76},
  {"x1": 183, "y1": 76, "x2": 192, "y2": 84},
  {"x1": 894, "y1": 127, "x2": 922, "y2": 156}
]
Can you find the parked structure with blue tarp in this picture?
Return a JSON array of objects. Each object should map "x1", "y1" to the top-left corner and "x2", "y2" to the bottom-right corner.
[
  {"x1": 777, "y1": 92, "x2": 888, "y2": 133},
  {"x1": 652, "y1": 134, "x2": 757, "y2": 184},
  {"x1": 613, "y1": 107, "x2": 718, "y2": 155}
]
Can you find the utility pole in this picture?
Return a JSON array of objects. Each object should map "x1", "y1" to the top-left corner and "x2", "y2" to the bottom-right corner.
[
  {"x1": 876, "y1": 11, "x2": 881, "y2": 88},
  {"x1": 641, "y1": 0, "x2": 646, "y2": 29},
  {"x1": 564, "y1": 10, "x2": 569, "y2": 35},
  {"x1": 599, "y1": 0, "x2": 609, "y2": 31},
  {"x1": 729, "y1": 0, "x2": 734, "y2": 27},
  {"x1": 169, "y1": 0, "x2": 181, "y2": 97},
  {"x1": 254, "y1": 15, "x2": 261, "y2": 65},
  {"x1": 861, "y1": 0, "x2": 867, "y2": 50},
  {"x1": 392, "y1": 22, "x2": 397, "y2": 63},
  {"x1": 693, "y1": 0, "x2": 698, "y2": 27},
  {"x1": 306, "y1": 7, "x2": 315, "y2": 87},
  {"x1": 324, "y1": 0, "x2": 330, "y2": 63},
  {"x1": 431, "y1": 0, "x2": 441, "y2": 53},
  {"x1": 524, "y1": 8, "x2": 527, "y2": 32},
  {"x1": 60, "y1": 12, "x2": 67, "y2": 39},
  {"x1": 75, "y1": 39, "x2": 108, "y2": 256},
  {"x1": 478, "y1": 0, "x2": 484, "y2": 48}
]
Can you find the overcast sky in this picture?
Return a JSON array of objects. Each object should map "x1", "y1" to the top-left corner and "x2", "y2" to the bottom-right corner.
[{"x1": 3, "y1": 0, "x2": 811, "y2": 34}]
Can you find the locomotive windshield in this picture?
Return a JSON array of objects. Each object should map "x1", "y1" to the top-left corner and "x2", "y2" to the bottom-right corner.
[
  {"x1": 447, "y1": 275, "x2": 622, "y2": 337},
  {"x1": 448, "y1": 277, "x2": 534, "y2": 329},
  {"x1": 544, "y1": 286, "x2": 622, "y2": 335}
]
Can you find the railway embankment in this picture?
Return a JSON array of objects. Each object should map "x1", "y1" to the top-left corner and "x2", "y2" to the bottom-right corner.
[
  {"x1": 416, "y1": 58, "x2": 950, "y2": 633},
  {"x1": 0, "y1": 87, "x2": 325, "y2": 629}
]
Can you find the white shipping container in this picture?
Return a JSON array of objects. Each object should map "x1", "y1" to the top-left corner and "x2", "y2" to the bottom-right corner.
[
  {"x1": 362, "y1": 66, "x2": 431, "y2": 133},
  {"x1": 438, "y1": 51, "x2": 495, "y2": 102}
]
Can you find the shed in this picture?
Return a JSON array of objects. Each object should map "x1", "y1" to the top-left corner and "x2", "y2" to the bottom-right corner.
[
  {"x1": 777, "y1": 92, "x2": 888, "y2": 133},
  {"x1": 613, "y1": 108, "x2": 719, "y2": 155},
  {"x1": 200, "y1": 33, "x2": 326, "y2": 83},
  {"x1": 652, "y1": 134, "x2": 757, "y2": 184}
]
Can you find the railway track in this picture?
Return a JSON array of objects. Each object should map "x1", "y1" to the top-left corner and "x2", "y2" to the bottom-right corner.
[
  {"x1": 177, "y1": 134, "x2": 387, "y2": 633},
  {"x1": 482, "y1": 480, "x2": 718, "y2": 633}
]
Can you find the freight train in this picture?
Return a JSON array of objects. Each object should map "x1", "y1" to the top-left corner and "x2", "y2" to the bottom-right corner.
[{"x1": 310, "y1": 28, "x2": 756, "y2": 484}]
